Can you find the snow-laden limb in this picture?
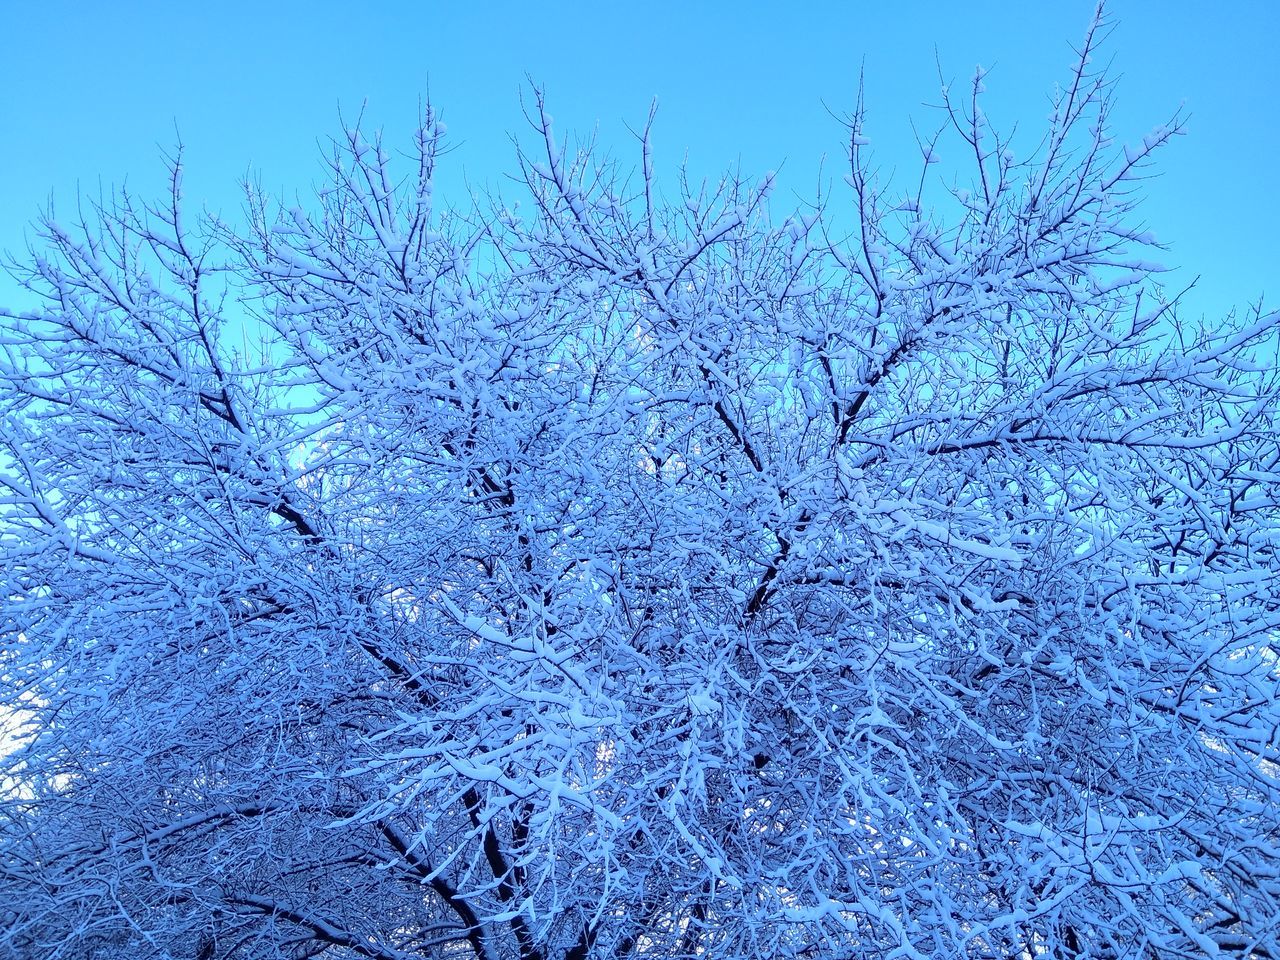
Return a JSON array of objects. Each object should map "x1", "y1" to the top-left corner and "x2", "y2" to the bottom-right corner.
[{"x1": 3, "y1": 8, "x2": 1279, "y2": 960}]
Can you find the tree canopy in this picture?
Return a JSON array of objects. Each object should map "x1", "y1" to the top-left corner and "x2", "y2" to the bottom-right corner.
[{"x1": 2, "y1": 11, "x2": 1278, "y2": 960}]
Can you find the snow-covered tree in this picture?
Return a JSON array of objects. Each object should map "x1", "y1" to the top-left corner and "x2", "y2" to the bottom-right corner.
[{"x1": 3, "y1": 11, "x2": 1278, "y2": 959}]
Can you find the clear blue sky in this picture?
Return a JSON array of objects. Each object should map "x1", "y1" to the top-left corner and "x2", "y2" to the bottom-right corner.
[{"x1": 2, "y1": 1, "x2": 1276, "y2": 321}]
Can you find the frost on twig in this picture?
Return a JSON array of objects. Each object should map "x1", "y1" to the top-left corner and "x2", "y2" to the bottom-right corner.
[{"x1": 2, "y1": 9, "x2": 1278, "y2": 960}]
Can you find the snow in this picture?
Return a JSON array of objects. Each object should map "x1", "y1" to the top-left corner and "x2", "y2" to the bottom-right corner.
[{"x1": 3, "y1": 20, "x2": 1279, "y2": 960}]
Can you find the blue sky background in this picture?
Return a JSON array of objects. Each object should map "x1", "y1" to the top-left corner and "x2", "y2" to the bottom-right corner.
[{"x1": 2, "y1": 1, "x2": 1275, "y2": 322}]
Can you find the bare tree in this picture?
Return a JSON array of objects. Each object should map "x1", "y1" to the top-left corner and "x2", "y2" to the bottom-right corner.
[{"x1": 3, "y1": 9, "x2": 1278, "y2": 959}]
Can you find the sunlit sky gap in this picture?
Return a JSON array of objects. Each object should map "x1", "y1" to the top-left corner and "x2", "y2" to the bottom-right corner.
[{"x1": 2, "y1": 1, "x2": 1276, "y2": 322}]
